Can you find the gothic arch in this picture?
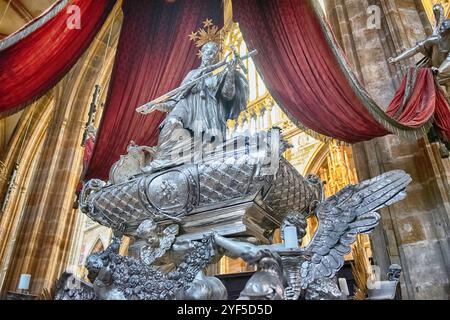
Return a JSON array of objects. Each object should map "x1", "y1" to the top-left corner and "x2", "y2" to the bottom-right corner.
[
  {"x1": 302, "y1": 142, "x2": 328, "y2": 175},
  {"x1": 88, "y1": 237, "x2": 106, "y2": 255}
]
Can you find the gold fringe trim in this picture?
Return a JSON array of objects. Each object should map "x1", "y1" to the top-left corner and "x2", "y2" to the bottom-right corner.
[
  {"x1": 278, "y1": 101, "x2": 353, "y2": 146},
  {"x1": 279, "y1": 104, "x2": 333, "y2": 142},
  {"x1": 0, "y1": 0, "x2": 69, "y2": 51}
]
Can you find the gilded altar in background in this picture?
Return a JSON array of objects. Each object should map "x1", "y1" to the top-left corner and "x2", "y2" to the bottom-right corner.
[{"x1": 318, "y1": 141, "x2": 357, "y2": 197}]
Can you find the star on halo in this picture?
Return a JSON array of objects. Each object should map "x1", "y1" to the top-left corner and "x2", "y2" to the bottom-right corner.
[
  {"x1": 188, "y1": 31, "x2": 198, "y2": 41},
  {"x1": 188, "y1": 18, "x2": 225, "y2": 54},
  {"x1": 203, "y1": 19, "x2": 213, "y2": 28}
]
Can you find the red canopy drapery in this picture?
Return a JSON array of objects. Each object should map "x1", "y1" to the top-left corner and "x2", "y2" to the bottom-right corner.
[
  {"x1": 84, "y1": 0, "x2": 223, "y2": 180},
  {"x1": 385, "y1": 68, "x2": 450, "y2": 140},
  {"x1": 386, "y1": 69, "x2": 435, "y2": 126},
  {"x1": 233, "y1": 0, "x2": 449, "y2": 143},
  {"x1": 0, "y1": 0, "x2": 116, "y2": 117}
]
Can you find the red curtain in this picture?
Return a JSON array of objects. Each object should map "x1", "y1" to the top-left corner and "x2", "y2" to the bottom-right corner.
[
  {"x1": 83, "y1": 138, "x2": 95, "y2": 171},
  {"x1": 0, "y1": 0, "x2": 115, "y2": 117},
  {"x1": 77, "y1": 137, "x2": 95, "y2": 193},
  {"x1": 385, "y1": 68, "x2": 450, "y2": 140},
  {"x1": 234, "y1": 0, "x2": 448, "y2": 143},
  {"x1": 84, "y1": 0, "x2": 222, "y2": 180},
  {"x1": 385, "y1": 69, "x2": 436, "y2": 127}
]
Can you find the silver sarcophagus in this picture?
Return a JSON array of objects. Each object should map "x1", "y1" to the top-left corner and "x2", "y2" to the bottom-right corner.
[{"x1": 80, "y1": 129, "x2": 322, "y2": 243}]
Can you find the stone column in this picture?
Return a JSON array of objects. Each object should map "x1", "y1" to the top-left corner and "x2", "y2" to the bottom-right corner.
[
  {"x1": 325, "y1": 0, "x2": 450, "y2": 299},
  {"x1": 0, "y1": 98, "x2": 54, "y2": 292},
  {"x1": 0, "y1": 62, "x2": 97, "y2": 296}
]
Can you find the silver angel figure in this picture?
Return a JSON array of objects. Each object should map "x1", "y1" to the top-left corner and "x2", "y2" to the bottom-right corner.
[{"x1": 389, "y1": 4, "x2": 450, "y2": 83}]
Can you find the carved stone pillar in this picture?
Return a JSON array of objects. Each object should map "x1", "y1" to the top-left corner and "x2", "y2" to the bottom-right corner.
[
  {"x1": 325, "y1": 0, "x2": 450, "y2": 299},
  {"x1": 0, "y1": 98, "x2": 54, "y2": 293},
  {"x1": 0, "y1": 64, "x2": 96, "y2": 296}
]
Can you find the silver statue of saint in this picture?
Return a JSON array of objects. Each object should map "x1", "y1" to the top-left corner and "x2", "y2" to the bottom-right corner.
[{"x1": 138, "y1": 41, "x2": 249, "y2": 171}]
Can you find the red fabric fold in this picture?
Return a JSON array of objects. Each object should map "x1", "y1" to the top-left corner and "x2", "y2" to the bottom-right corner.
[
  {"x1": 0, "y1": 0, "x2": 115, "y2": 117},
  {"x1": 385, "y1": 69, "x2": 436, "y2": 127},
  {"x1": 77, "y1": 137, "x2": 95, "y2": 194},
  {"x1": 83, "y1": 137, "x2": 95, "y2": 170},
  {"x1": 84, "y1": 0, "x2": 222, "y2": 180}
]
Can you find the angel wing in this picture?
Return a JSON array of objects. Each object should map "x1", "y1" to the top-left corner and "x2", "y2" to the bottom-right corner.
[{"x1": 300, "y1": 170, "x2": 411, "y2": 288}]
